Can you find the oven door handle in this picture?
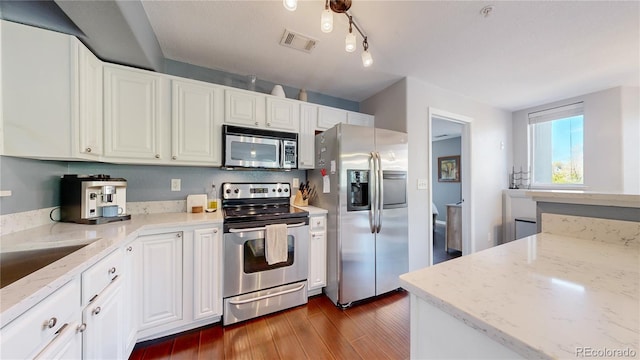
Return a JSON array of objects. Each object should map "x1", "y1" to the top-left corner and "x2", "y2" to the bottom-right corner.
[
  {"x1": 228, "y1": 222, "x2": 306, "y2": 233},
  {"x1": 228, "y1": 283, "x2": 306, "y2": 305}
]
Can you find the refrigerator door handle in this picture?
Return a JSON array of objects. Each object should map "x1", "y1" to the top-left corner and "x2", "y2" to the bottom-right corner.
[
  {"x1": 376, "y1": 152, "x2": 383, "y2": 233},
  {"x1": 369, "y1": 152, "x2": 377, "y2": 233}
]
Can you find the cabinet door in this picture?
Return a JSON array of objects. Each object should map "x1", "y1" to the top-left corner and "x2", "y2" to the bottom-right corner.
[
  {"x1": 136, "y1": 232, "x2": 183, "y2": 331},
  {"x1": 317, "y1": 106, "x2": 347, "y2": 130},
  {"x1": 299, "y1": 103, "x2": 316, "y2": 169},
  {"x1": 192, "y1": 227, "x2": 223, "y2": 320},
  {"x1": 34, "y1": 321, "x2": 82, "y2": 360},
  {"x1": 122, "y1": 243, "x2": 138, "y2": 356},
  {"x1": 171, "y1": 80, "x2": 222, "y2": 164},
  {"x1": 104, "y1": 65, "x2": 163, "y2": 160},
  {"x1": 224, "y1": 89, "x2": 265, "y2": 127},
  {"x1": 82, "y1": 278, "x2": 124, "y2": 360},
  {"x1": 347, "y1": 112, "x2": 374, "y2": 127},
  {"x1": 308, "y1": 231, "x2": 327, "y2": 291},
  {"x1": 76, "y1": 40, "x2": 103, "y2": 158},
  {"x1": 266, "y1": 97, "x2": 299, "y2": 132}
]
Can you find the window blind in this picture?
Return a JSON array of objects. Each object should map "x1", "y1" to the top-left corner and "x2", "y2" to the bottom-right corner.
[{"x1": 528, "y1": 102, "x2": 584, "y2": 124}]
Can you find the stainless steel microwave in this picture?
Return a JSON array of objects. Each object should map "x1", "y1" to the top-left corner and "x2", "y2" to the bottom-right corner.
[{"x1": 222, "y1": 125, "x2": 298, "y2": 170}]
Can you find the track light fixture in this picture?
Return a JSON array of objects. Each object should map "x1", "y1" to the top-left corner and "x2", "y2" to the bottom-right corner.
[{"x1": 283, "y1": 0, "x2": 372, "y2": 67}]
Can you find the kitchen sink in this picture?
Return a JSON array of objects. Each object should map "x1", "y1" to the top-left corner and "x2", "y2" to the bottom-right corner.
[{"x1": 0, "y1": 244, "x2": 88, "y2": 289}]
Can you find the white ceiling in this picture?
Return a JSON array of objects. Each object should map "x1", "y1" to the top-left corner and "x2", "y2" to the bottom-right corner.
[{"x1": 140, "y1": 0, "x2": 639, "y2": 111}]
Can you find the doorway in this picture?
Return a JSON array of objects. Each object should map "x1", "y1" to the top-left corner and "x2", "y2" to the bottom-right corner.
[{"x1": 428, "y1": 108, "x2": 473, "y2": 266}]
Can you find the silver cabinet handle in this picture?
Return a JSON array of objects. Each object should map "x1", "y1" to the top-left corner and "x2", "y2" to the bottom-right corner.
[
  {"x1": 177, "y1": 233, "x2": 182, "y2": 238},
  {"x1": 109, "y1": 267, "x2": 116, "y2": 274},
  {"x1": 54, "y1": 323, "x2": 68, "y2": 335},
  {"x1": 155, "y1": 154, "x2": 160, "y2": 159},
  {"x1": 228, "y1": 283, "x2": 305, "y2": 305},
  {"x1": 213, "y1": 229, "x2": 218, "y2": 234},
  {"x1": 267, "y1": 122, "x2": 271, "y2": 127},
  {"x1": 86, "y1": 147, "x2": 92, "y2": 153},
  {"x1": 126, "y1": 246, "x2": 133, "y2": 252},
  {"x1": 254, "y1": 121, "x2": 259, "y2": 125},
  {"x1": 92, "y1": 307, "x2": 101, "y2": 315},
  {"x1": 77, "y1": 323, "x2": 87, "y2": 333},
  {"x1": 172, "y1": 156, "x2": 177, "y2": 160},
  {"x1": 46, "y1": 317, "x2": 57, "y2": 329}
]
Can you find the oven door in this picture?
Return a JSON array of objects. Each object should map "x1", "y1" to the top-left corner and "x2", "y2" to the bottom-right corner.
[
  {"x1": 224, "y1": 134, "x2": 281, "y2": 169},
  {"x1": 223, "y1": 220, "x2": 309, "y2": 298}
]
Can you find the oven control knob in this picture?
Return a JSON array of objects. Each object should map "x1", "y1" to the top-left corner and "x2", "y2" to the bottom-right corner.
[
  {"x1": 277, "y1": 188, "x2": 282, "y2": 193},
  {"x1": 234, "y1": 188, "x2": 239, "y2": 194},
  {"x1": 272, "y1": 189, "x2": 276, "y2": 192},
  {"x1": 225, "y1": 189, "x2": 231, "y2": 194},
  {"x1": 284, "y1": 188, "x2": 289, "y2": 192}
]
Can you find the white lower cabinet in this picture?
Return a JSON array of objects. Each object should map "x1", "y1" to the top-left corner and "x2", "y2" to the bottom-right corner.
[
  {"x1": 81, "y1": 278, "x2": 124, "y2": 360},
  {"x1": 135, "y1": 224, "x2": 223, "y2": 341},
  {"x1": 308, "y1": 214, "x2": 327, "y2": 295},
  {"x1": 136, "y1": 231, "x2": 184, "y2": 333},
  {"x1": 122, "y1": 242, "x2": 138, "y2": 356},
  {"x1": 0, "y1": 279, "x2": 81, "y2": 359},
  {"x1": 192, "y1": 227, "x2": 223, "y2": 320},
  {"x1": 34, "y1": 320, "x2": 83, "y2": 360}
]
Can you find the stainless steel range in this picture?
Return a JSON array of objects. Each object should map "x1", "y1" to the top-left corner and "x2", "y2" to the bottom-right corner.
[{"x1": 222, "y1": 182, "x2": 309, "y2": 326}]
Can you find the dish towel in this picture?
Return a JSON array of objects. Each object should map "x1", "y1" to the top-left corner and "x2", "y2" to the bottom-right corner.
[{"x1": 265, "y1": 224, "x2": 288, "y2": 265}]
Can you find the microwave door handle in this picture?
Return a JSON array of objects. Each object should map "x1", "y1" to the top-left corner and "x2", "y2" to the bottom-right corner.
[{"x1": 279, "y1": 140, "x2": 285, "y2": 168}]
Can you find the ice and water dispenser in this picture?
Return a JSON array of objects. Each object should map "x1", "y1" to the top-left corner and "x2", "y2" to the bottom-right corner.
[{"x1": 348, "y1": 170, "x2": 370, "y2": 211}]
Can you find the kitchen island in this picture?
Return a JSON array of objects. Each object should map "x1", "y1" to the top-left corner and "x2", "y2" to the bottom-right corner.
[{"x1": 399, "y1": 215, "x2": 639, "y2": 359}]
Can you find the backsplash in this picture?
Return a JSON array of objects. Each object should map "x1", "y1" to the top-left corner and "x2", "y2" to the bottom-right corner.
[{"x1": 0, "y1": 156, "x2": 306, "y2": 216}]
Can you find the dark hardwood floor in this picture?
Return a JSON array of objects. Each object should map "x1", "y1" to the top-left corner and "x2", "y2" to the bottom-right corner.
[
  {"x1": 433, "y1": 222, "x2": 462, "y2": 264},
  {"x1": 129, "y1": 290, "x2": 409, "y2": 360}
]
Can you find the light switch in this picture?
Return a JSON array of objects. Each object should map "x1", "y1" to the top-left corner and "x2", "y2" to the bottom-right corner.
[
  {"x1": 293, "y1": 178, "x2": 300, "y2": 188},
  {"x1": 417, "y1": 178, "x2": 428, "y2": 190}
]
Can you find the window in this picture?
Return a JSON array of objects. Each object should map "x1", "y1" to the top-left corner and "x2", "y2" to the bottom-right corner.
[{"x1": 529, "y1": 102, "x2": 584, "y2": 186}]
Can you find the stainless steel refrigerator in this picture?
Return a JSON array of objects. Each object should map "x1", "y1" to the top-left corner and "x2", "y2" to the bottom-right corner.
[{"x1": 308, "y1": 123, "x2": 408, "y2": 307}]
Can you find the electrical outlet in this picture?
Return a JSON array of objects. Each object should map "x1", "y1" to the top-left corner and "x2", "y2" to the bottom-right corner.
[
  {"x1": 171, "y1": 179, "x2": 181, "y2": 192},
  {"x1": 417, "y1": 178, "x2": 428, "y2": 190},
  {"x1": 293, "y1": 178, "x2": 300, "y2": 188}
]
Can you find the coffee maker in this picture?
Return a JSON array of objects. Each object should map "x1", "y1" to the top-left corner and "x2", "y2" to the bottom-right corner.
[{"x1": 60, "y1": 174, "x2": 131, "y2": 224}]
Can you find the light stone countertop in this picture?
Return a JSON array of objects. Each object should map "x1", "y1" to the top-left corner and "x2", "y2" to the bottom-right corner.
[
  {"x1": 293, "y1": 204, "x2": 328, "y2": 215},
  {"x1": 525, "y1": 190, "x2": 640, "y2": 208},
  {"x1": 0, "y1": 212, "x2": 223, "y2": 327},
  {"x1": 399, "y1": 233, "x2": 639, "y2": 359}
]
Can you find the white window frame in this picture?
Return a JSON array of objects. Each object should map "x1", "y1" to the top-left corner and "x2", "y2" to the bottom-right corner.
[{"x1": 528, "y1": 102, "x2": 586, "y2": 189}]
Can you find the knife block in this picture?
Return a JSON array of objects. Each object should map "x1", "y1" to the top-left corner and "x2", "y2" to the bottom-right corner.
[{"x1": 293, "y1": 190, "x2": 308, "y2": 207}]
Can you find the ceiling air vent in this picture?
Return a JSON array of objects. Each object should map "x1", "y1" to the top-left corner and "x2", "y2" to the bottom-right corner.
[{"x1": 279, "y1": 29, "x2": 318, "y2": 53}]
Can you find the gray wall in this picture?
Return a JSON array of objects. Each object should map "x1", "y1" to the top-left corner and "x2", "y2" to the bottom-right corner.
[
  {"x1": 431, "y1": 137, "x2": 462, "y2": 221},
  {"x1": 0, "y1": 156, "x2": 305, "y2": 215}
]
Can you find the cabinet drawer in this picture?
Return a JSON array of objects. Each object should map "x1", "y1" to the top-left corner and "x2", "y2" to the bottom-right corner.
[
  {"x1": 1, "y1": 279, "x2": 80, "y2": 359},
  {"x1": 310, "y1": 216, "x2": 325, "y2": 231},
  {"x1": 82, "y1": 249, "x2": 122, "y2": 305}
]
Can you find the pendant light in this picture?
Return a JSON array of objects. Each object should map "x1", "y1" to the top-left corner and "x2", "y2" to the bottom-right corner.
[
  {"x1": 283, "y1": 0, "x2": 297, "y2": 12},
  {"x1": 345, "y1": 16, "x2": 356, "y2": 52},
  {"x1": 361, "y1": 37, "x2": 373, "y2": 67},
  {"x1": 320, "y1": 0, "x2": 333, "y2": 33},
  {"x1": 284, "y1": 0, "x2": 372, "y2": 67}
]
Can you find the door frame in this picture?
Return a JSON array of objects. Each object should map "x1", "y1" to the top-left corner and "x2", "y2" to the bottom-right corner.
[{"x1": 427, "y1": 107, "x2": 473, "y2": 265}]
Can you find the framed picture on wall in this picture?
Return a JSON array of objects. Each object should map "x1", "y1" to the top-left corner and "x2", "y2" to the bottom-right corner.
[{"x1": 438, "y1": 155, "x2": 460, "y2": 182}]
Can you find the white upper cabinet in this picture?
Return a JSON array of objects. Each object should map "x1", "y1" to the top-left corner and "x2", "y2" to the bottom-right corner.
[
  {"x1": 317, "y1": 106, "x2": 348, "y2": 130},
  {"x1": 1, "y1": 20, "x2": 102, "y2": 160},
  {"x1": 224, "y1": 89, "x2": 266, "y2": 128},
  {"x1": 347, "y1": 111, "x2": 374, "y2": 127},
  {"x1": 103, "y1": 65, "x2": 167, "y2": 161},
  {"x1": 299, "y1": 103, "x2": 317, "y2": 169},
  {"x1": 266, "y1": 97, "x2": 300, "y2": 132},
  {"x1": 76, "y1": 41, "x2": 104, "y2": 159},
  {"x1": 171, "y1": 79, "x2": 223, "y2": 165}
]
